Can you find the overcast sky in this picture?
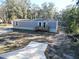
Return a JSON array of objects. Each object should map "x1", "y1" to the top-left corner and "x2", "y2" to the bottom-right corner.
[
  {"x1": 30, "y1": 0, "x2": 76, "y2": 11},
  {"x1": 0, "y1": 0, "x2": 76, "y2": 11}
]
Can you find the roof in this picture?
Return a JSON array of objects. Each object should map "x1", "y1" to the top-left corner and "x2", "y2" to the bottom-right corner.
[
  {"x1": 13, "y1": 18, "x2": 58, "y2": 22},
  {"x1": 13, "y1": 19, "x2": 30, "y2": 21},
  {"x1": 33, "y1": 18, "x2": 56, "y2": 21}
]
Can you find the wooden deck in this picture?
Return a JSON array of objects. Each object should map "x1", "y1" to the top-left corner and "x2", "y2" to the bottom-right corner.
[{"x1": 35, "y1": 26, "x2": 49, "y2": 32}]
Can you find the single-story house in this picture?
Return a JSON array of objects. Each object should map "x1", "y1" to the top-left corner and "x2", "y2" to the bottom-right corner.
[{"x1": 13, "y1": 18, "x2": 59, "y2": 33}]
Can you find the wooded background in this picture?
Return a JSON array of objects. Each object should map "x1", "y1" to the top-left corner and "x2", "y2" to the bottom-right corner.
[{"x1": 0, "y1": 0, "x2": 79, "y2": 34}]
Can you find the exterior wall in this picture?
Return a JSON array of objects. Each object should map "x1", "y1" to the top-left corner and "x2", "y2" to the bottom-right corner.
[
  {"x1": 13, "y1": 20, "x2": 58, "y2": 32},
  {"x1": 48, "y1": 21, "x2": 58, "y2": 32},
  {"x1": 13, "y1": 21, "x2": 38, "y2": 30}
]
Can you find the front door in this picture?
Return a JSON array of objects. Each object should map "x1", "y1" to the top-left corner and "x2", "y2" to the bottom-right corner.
[
  {"x1": 43, "y1": 22, "x2": 46, "y2": 28},
  {"x1": 38, "y1": 22, "x2": 46, "y2": 27},
  {"x1": 38, "y1": 22, "x2": 41, "y2": 27}
]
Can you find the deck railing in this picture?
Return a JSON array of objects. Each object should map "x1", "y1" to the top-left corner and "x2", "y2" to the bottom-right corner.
[{"x1": 35, "y1": 26, "x2": 50, "y2": 32}]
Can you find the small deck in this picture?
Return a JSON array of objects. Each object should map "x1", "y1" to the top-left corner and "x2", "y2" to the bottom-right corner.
[{"x1": 35, "y1": 26, "x2": 49, "y2": 32}]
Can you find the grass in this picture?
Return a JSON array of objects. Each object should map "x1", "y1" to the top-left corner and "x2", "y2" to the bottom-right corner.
[
  {"x1": 0, "y1": 45, "x2": 9, "y2": 54},
  {"x1": 0, "y1": 23, "x2": 13, "y2": 28},
  {"x1": 76, "y1": 28, "x2": 79, "y2": 34},
  {"x1": 71, "y1": 40, "x2": 79, "y2": 47},
  {"x1": 0, "y1": 24, "x2": 7, "y2": 26},
  {"x1": 0, "y1": 32, "x2": 50, "y2": 54},
  {"x1": 0, "y1": 23, "x2": 12, "y2": 26}
]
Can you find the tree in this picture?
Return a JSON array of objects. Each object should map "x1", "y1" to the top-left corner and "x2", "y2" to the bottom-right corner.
[
  {"x1": 30, "y1": 4, "x2": 40, "y2": 19},
  {"x1": 61, "y1": 6, "x2": 79, "y2": 34},
  {"x1": 76, "y1": 0, "x2": 79, "y2": 5},
  {"x1": 3, "y1": 0, "x2": 29, "y2": 20},
  {"x1": 1, "y1": 0, "x2": 57, "y2": 20},
  {"x1": 41, "y1": 2, "x2": 55, "y2": 19},
  {"x1": 27, "y1": 2, "x2": 56, "y2": 19}
]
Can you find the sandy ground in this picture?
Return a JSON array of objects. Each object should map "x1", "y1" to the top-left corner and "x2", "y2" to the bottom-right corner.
[
  {"x1": 0, "y1": 31, "x2": 78, "y2": 59},
  {"x1": 0, "y1": 31, "x2": 57, "y2": 54}
]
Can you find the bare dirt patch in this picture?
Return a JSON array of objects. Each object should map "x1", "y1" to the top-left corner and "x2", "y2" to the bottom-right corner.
[{"x1": 0, "y1": 32, "x2": 56, "y2": 54}]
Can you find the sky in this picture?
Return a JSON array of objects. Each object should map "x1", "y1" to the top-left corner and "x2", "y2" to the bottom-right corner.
[
  {"x1": 0, "y1": 0, "x2": 5, "y2": 5},
  {"x1": 30, "y1": 0, "x2": 76, "y2": 11},
  {"x1": 0, "y1": 0, "x2": 76, "y2": 11}
]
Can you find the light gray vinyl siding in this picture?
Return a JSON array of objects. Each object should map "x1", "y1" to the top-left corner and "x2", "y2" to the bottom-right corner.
[
  {"x1": 48, "y1": 21, "x2": 57, "y2": 32},
  {"x1": 13, "y1": 19, "x2": 58, "y2": 32}
]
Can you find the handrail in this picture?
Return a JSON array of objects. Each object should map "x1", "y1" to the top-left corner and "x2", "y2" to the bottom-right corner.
[{"x1": 35, "y1": 26, "x2": 50, "y2": 32}]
